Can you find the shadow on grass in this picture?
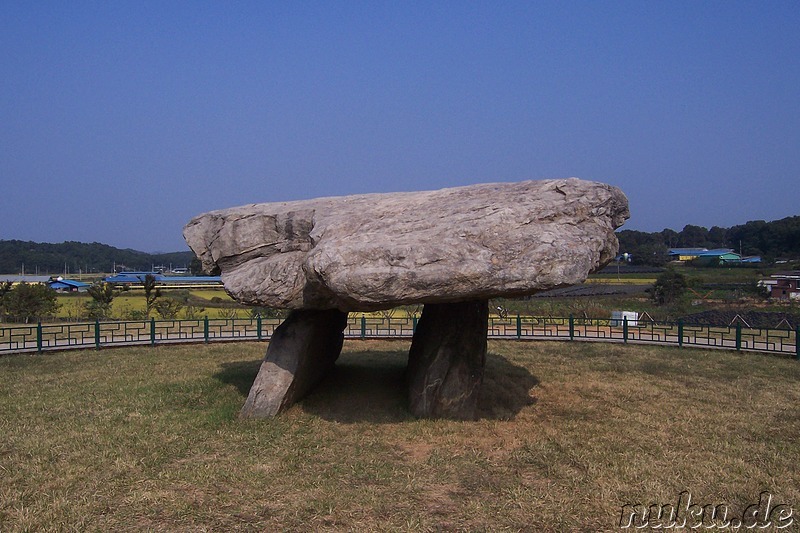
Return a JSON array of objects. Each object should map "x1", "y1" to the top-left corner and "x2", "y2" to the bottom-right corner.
[
  {"x1": 213, "y1": 358, "x2": 263, "y2": 397},
  {"x1": 213, "y1": 349, "x2": 538, "y2": 424}
]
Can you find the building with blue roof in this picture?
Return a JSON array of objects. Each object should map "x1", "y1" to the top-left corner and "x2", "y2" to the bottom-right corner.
[
  {"x1": 668, "y1": 248, "x2": 711, "y2": 261},
  {"x1": 103, "y1": 272, "x2": 222, "y2": 288},
  {"x1": 104, "y1": 272, "x2": 161, "y2": 284},
  {"x1": 667, "y1": 248, "x2": 760, "y2": 266},
  {"x1": 48, "y1": 278, "x2": 90, "y2": 292},
  {"x1": 692, "y1": 249, "x2": 743, "y2": 266}
]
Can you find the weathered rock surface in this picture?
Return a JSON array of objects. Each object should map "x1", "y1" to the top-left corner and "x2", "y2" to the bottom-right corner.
[
  {"x1": 240, "y1": 309, "x2": 347, "y2": 418},
  {"x1": 185, "y1": 178, "x2": 628, "y2": 420},
  {"x1": 183, "y1": 178, "x2": 629, "y2": 312},
  {"x1": 407, "y1": 300, "x2": 489, "y2": 420}
]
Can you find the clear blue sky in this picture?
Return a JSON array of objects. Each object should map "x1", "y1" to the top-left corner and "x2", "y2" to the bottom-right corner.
[{"x1": 2, "y1": 1, "x2": 798, "y2": 252}]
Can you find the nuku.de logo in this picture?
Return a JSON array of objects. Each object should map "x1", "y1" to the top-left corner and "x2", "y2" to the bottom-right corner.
[{"x1": 619, "y1": 491, "x2": 793, "y2": 529}]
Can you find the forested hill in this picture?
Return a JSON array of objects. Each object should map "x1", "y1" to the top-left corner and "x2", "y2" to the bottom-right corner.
[
  {"x1": 617, "y1": 215, "x2": 800, "y2": 265},
  {"x1": 3, "y1": 215, "x2": 798, "y2": 273},
  {"x1": 0, "y1": 240, "x2": 196, "y2": 275}
]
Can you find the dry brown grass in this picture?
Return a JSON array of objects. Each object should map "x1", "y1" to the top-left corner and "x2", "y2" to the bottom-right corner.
[{"x1": 1, "y1": 339, "x2": 799, "y2": 531}]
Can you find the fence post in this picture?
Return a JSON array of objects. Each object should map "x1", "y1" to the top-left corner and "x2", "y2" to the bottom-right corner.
[
  {"x1": 257, "y1": 314, "x2": 262, "y2": 340},
  {"x1": 36, "y1": 321, "x2": 43, "y2": 353},
  {"x1": 516, "y1": 314, "x2": 522, "y2": 339},
  {"x1": 203, "y1": 316, "x2": 209, "y2": 344},
  {"x1": 735, "y1": 323, "x2": 742, "y2": 351},
  {"x1": 795, "y1": 326, "x2": 799, "y2": 361},
  {"x1": 360, "y1": 315, "x2": 366, "y2": 339},
  {"x1": 569, "y1": 314, "x2": 574, "y2": 341},
  {"x1": 678, "y1": 320, "x2": 683, "y2": 348},
  {"x1": 623, "y1": 316, "x2": 628, "y2": 344},
  {"x1": 412, "y1": 315, "x2": 417, "y2": 333},
  {"x1": 95, "y1": 319, "x2": 101, "y2": 350},
  {"x1": 150, "y1": 317, "x2": 156, "y2": 347}
]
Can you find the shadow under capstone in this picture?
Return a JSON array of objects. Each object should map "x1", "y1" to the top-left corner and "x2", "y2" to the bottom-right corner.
[{"x1": 213, "y1": 345, "x2": 539, "y2": 424}]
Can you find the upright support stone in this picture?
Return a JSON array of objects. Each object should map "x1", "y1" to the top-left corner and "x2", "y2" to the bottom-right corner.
[
  {"x1": 406, "y1": 300, "x2": 488, "y2": 420},
  {"x1": 240, "y1": 308, "x2": 348, "y2": 418}
]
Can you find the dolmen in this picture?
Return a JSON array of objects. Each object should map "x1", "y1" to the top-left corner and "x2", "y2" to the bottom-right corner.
[{"x1": 183, "y1": 178, "x2": 629, "y2": 420}]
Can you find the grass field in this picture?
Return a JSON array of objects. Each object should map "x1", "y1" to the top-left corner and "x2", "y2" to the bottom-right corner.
[
  {"x1": 55, "y1": 290, "x2": 240, "y2": 321},
  {"x1": 2, "y1": 340, "x2": 798, "y2": 530},
  {"x1": 54, "y1": 291, "x2": 422, "y2": 321},
  {"x1": 585, "y1": 277, "x2": 656, "y2": 285}
]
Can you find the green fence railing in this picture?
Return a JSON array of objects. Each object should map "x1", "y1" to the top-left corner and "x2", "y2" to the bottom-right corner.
[{"x1": 0, "y1": 315, "x2": 798, "y2": 359}]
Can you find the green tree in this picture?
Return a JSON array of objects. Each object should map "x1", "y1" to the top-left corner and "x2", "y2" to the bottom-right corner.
[
  {"x1": 651, "y1": 268, "x2": 687, "y2": 306},
  {"x1": 143, "y1": 274, "x2": 161, "y2": 319},
  {"x1": 616, "y1": 230, "x2": 669, "y2": 266},
  {"x1": 0, "y1": 281, "x2": 13, "y2": 320},
  {"x1": 183, "y1": 304, "x2": 205, "y2": 320},
  {"x1": 154, "y1": 297, "x2": 184, "y2": 319},
  {"x1": 707, "y1": 226, "x2": 728, "y2": 248},
  {"x1": 660, "y1": 228, "x2": 680, "y2": 249},
  {"x1": 85, "y1": 282, "x2": 119, "y2": 320},
  {"x1": 189, "y1": 257, "x2": 204, "y2": 276},
  {"x1": 678, "y1": 225, "x2": 709, "y2": 248},
  {"x1": 3, "y1": 283, "x2": 60, "y2": 323}
]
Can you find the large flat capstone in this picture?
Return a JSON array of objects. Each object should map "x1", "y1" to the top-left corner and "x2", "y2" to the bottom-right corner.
[{"x1": 184, "y1": 178, "x2": 629, "y2": 312}]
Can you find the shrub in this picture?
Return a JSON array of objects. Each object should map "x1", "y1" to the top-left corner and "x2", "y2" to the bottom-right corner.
[
  {"x1": 154, "y1": 298, "x2": 184, "y2": 320},
  {"x1": 652, "y1": 268, "x2": 688, "y2": 305},
  {"x1": 2, "y1": 283, "x2": 61, "y2": 323}
]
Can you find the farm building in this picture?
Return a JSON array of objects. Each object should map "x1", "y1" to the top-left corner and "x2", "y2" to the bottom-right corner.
[
  {"x1": 740, "y1": 256, "x2": 763, "y2": 263},
  {"x1": 759, "y1": 271, "x2": 800, "y2": 300},
  {"x1": 667, "y1": 248, "x2": 760, "y2": 265},
  {"x1": 668, "y1": 248, "x2": 710, "y2": 261},
  {"x1": 47, "y1": 278, "x2": 90, "y2": 293},
  {"x1": 103, "y1": 272, "x2": 222, "y2": 289},
  {"x1": 691, "y1": 249, "x2": 743, "y2": 266},
  {"x1": 104, "y1": 272, "x2": 162, "y2": 284},
  {"x1": 1, "y1": 275, "x2": 90, "y2": 292}
]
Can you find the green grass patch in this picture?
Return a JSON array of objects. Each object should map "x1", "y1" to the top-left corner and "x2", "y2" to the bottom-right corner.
[
  {"x1": 585, "y1": 277, "x2": 655, "y2": 285},
  {"x1": 1, "y1": 341, "x2": 799, "y2": 530},
  {"x1": 55, "y1": 290, "x2": 243, "y2": 321},
  {"x1": 588, "y1": 272, "x2": 658, "y2": 282},
  {"x1": 674, "y1": 265, "x2": 766, "y2": 285},
  {"x1": 188, "y1": 289, "x2": 235, "y2": 302}
]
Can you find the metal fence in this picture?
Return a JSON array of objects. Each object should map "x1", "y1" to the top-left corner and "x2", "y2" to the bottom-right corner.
[{"x1": 1, "y1": 315, "x2": 798, "y2": 359}]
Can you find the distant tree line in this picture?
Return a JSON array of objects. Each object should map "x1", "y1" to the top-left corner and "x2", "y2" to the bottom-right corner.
[
  {"x1": 0, "y1": 240, "x2": 197, "y2": 275},
  {"x1": 3, "y1": 215, "x2": 799, "y2": 274},
  {"x1": 617, "y1": 215, "x2": 800, "y2": 266}
]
